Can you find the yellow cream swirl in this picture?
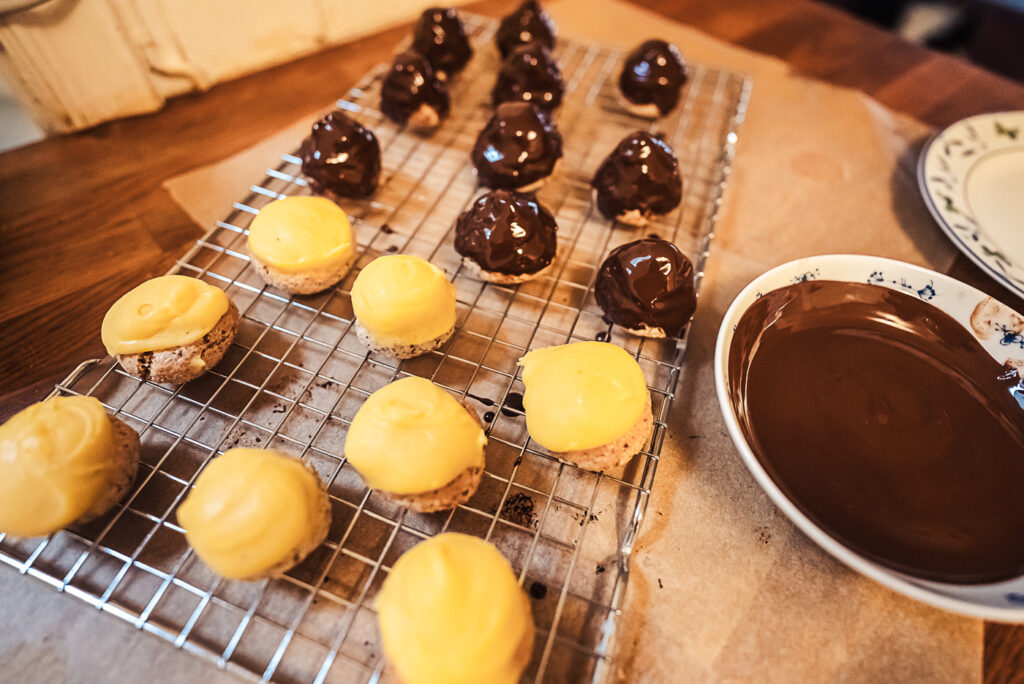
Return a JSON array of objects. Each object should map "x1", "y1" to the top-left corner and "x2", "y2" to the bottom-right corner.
[
  {"x1": 177, "y1": 448, "x2": 325, "y2": 580},
  {"x1": 518, "y1": 341, "x2": 648, "y2": 452},
  {"x1": 0, "y1": 396, "x2": 118, "y2": 537},
  {"x1": 101, "y1": 275, "x2": 229, "y2": 355},
  {"x1": 247, "y1": 196, "x2": 355, "y2": 274},
  {"x1": 376, "y1": 533, "x2": 534, "y2": 684},
  {"x1": 350, "y1": 255, "x2": 456, "y2": 346},
  {"x1": 345, "y1": 377, "x2": 485, "y2": 494}
]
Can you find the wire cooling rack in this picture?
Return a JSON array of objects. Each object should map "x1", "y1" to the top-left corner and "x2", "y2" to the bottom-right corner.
[{"x1": 0, "y1": 14, "x2": 749, "y2": 684}]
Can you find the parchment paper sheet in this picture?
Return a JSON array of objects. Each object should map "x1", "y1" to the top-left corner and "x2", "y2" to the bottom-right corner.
[
  {"x1": 162, "y1": 0, "x2": 978, "y2": 682},
  {"x1": 0, "y1": 0, "x2": 978, "y2": 682}
]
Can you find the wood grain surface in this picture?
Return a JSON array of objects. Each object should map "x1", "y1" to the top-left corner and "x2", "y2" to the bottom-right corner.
[{"x1": 1, "y1": 0, "x2": 1022, "y2": 680}]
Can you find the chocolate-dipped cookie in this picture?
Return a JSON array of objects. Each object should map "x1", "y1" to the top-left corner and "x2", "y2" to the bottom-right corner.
[
  {"x1": 595, "y1": 238, "x2": 696, "y2": 338},
  {"x1": 591, "y1": 131, "x2": 682, "y2": 226},
  {"x1": 471, "y1": 102, "x2": 563, "y2": 191},
  {"x1": 619, "y1": 40, "x2": 687, "y2": 118},
  {"x1": 455, "y1": 189, "x2": 558, "y2": 284},
  {"x1": 496, "y1": 0, "x2": 556, "y2": 58},
  {"x1": 381, "y1": 51, "x2": 450, "y2": 133},
  {"x1": 299, "y1": 111, "x2": 381, "y2": 198},
  {"x1": 493, "y1": 42, "x2": 564, "y2": 111},
  {"x1": 412, "y1": 7, "x2": 473, "y2": 77}
]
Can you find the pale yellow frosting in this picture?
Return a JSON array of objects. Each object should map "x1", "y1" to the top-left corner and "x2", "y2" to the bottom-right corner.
[
  {"x1": 345, "y1": 377, "x2": 485, "y2": 494},
  {"x1": 101, "y1": 275, "x2": 229, "y2": 355},
  {"x1": 0, "y1": 396, "x2": 119, "y2": 537},
  {"x1": 247, "y1": 196, "x2": 354, "y2": 274},
  {"x1": 376, "y1": 533, "x2": 534, "y2": 684},
  {"x1": 349, "y1": 255, "x2": 456, "y2": 346},
  {"x1": 177, "y1": 448, "x2": 325, "y2": 580},
  {"x1": 518, "y1": 341, "x2": 648, "y2": 452}
]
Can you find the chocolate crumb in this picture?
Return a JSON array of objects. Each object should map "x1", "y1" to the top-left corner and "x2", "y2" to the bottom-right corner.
[
  {"x1": 483, "y1": 411, "x2": 496, "y2": 423},
  {"x1": 573, "y1": 511, "x2": 598, "y2": 526},
  {"x1": 272, "y1": 405, "x2": 287, "y2": 414},
  {"x1": 380, "y1": 224, "x2": 394, "y2": 234},
  {"x1": 657, "y1": 578, "x2": 663, "y2": 589},
  {"x1": 596, "y1": 563, "x2": 606, "y2": 575},
  {"x1": 502, "y1": 492, "x2": 536, "y2": 528},
  {"x1": 386, "y1": 245, "x2": 399, "y2": 253},
  {"x1": 529, "y1": 581, "x2": 547, "y2": 599}
]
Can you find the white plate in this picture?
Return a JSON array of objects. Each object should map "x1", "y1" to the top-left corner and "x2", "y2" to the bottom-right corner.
[
  {"x1": 714, "y1": 254, "x2": 1024, "y2": 622},
  {"x1": 919, "y1": 111, "x2": 1024, "y2": 298}
]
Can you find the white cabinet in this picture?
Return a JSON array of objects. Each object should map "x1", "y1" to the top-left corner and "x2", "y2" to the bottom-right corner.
[{"x1": 0, "y1": 0, "x2": 468, "y2": 132}]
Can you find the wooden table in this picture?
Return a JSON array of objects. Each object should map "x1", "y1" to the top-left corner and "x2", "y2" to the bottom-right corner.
[{"x1": 1, "y1": 0, "x2": 1022, "y2": 680}]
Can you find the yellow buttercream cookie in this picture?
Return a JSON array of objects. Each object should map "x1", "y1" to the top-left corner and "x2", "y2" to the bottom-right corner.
[
  {"x1": 0, "y1": 396, "x2": 139, "y2": 538},
  {"x1": 518, "y1": 341, "x2": 652, "y2": 466},
  {"x1": 350, "y1": 255, "x2": 456, "y2": 358},
  {"x1": 345, "y1": 377, "x2": 485, "y2": 510},
  {"x1": 101, "y1": 275, "x2": 238, "y2": 384},
  {"x1": 376, "y1": 533, "x2": 534, "y2": 684},
  {"x1": 247, "y1": 196, "x2": 356, "y2": 294},
  {"x1": 102, "y1": 275, "x2": 229, "y2": 355},
  {"x1": 177, "y1": 448, "x2": 329, "y2": 580}
]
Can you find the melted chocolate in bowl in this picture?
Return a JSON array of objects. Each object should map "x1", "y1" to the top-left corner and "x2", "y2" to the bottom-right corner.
[{"x1": 728, "y1": 280, "x2": 1024, "y2": 584}]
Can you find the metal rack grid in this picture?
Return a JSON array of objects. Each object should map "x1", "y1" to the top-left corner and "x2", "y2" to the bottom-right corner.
[{"x1": 0, "y1": 14, "x2": 750, "y2": 684}]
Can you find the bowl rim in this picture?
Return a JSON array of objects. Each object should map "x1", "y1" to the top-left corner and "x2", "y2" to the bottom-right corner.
[{"x1": 713, "y1": 253, "x2": 1024, "y2": 622}]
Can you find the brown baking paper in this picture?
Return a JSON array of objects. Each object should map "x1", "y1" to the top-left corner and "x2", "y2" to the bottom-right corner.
[{"x1": 161, "y1": 0, "x2": 978, "y2": 682}]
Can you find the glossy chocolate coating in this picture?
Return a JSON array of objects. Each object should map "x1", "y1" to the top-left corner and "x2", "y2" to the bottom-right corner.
[
  {"x1": 412, "y1": 7, "x2": 473, "y2": 76},
  {"x1": 380, "y1": 51, "x2": 450, "y2": 126},
  {"x1": 455, "y1": 189, "x2": 558, "y2": 275},
  {"x1": 591, "y1": 131, "x2": 682, "y2": 220},
  {"x1": 595, "y1": 238, "x2": 696, "y2": 337},
  {"x1": 619, "y1": 40, "x2": 687, "y2": 115},
  {"x1": 471, "y1": 102, "x2": 563, "y2": 189},
  {"x1": 729, "y1": 280, "x2": 1024, "y2": 584},
  {"x1": 495, "y1": 0, "x2": 556, "y2": 58},
  {"x1": 492, "y1": 42, "x2": 564, "y2": 111},
  {"x1": 299, "y1": 110, "x2": 380, "y2": 198}
]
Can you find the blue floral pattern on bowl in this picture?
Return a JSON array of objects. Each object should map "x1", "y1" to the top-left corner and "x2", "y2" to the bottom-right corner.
[{"x1": 715, "y1": 254, "x2": 1024, "y2": 622}]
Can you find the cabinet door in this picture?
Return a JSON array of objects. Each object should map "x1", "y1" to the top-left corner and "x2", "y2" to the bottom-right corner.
[{"x1": 0, "y1": 0, "x2": 467, "y2": 132}]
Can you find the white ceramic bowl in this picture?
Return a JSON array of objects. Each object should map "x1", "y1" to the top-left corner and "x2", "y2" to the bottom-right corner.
[{"x1": 714, "y1": 254, "x2": 1024, "y2": 622}]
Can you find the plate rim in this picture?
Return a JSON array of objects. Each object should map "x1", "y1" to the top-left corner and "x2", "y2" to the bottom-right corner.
[
  {"x1": 917, "y1": 109, "x2": 1024, "y2": 300},
  {"x1": 713, "y1": 253, "x2": 1024, "y2": 623}
]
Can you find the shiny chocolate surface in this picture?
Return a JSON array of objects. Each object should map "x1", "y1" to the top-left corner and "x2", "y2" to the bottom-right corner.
[
  {"x1": 412, "y1": 7, "x2": 473, "y2": 76},
  {"x1": 595, "y1": 238, "x2": 696, "y2": 336},
  {"x1": 455, "y1": 189, "x2": 558, "y2": 275},
  {"x1": 492, "y1": 42, "x2": 564, "y2": 111},
  {"x1": 380, "y1": 51, "x2": 450, "y2": 126},
  {"x1": 728, "y1": 280, "x2": 1024, "y2": 584},
  {"x1": 299, "y1": 110, "x2": 381, "y2": 198},
  {"x1": 471, "y1": 102, "x2": 563, "y2": 189},
  {"x1": 495, "y1": 0, "x2": 556, "y2": 58},
  {"x1": 619, "y1": 39, "x2": 688, "y2": 115},
  {"x1": 591, "y1": 131, "x2": 682, "y2": 220}
]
